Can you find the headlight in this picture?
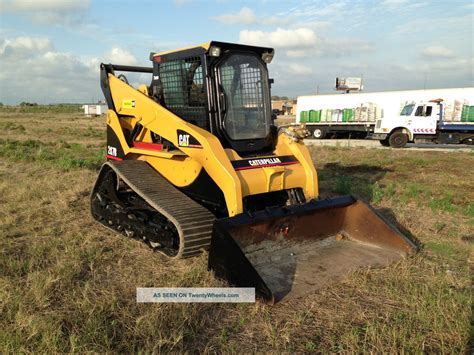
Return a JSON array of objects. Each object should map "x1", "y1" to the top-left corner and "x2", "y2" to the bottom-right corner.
[
  {"x1": 262, "y1": 50, "x2": 274, "y2": 63},
  {"x1": 209, "y1": 46, "x2": 221, "y2": 57}
]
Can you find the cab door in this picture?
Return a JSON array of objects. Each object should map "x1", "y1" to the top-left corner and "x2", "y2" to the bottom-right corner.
[
  {"x1": 214, "y1": 52, "x2": 276, "y2": 156},
  {"x1": 411, "y1": 104, "x2": 437, "y2": 135}
]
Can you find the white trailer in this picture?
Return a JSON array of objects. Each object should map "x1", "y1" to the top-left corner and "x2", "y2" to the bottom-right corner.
[
  {"x1": 82, "y1": 104, "x2": 108, "y2": 116},
  {"x1": 296, "y1": 88, "x2": 473, "y2": 140}
]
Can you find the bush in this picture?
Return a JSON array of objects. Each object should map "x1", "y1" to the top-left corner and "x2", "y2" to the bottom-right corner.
[{"x1": 19, "y1": 102, "x2": 38, "y2": 107}]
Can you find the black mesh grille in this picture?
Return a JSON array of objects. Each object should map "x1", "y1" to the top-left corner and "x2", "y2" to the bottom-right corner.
[
  {"x1": 221, "y1": 63, "x2": 263, "y2": 109},
  {"x1": 159, "y1": 56, "x2": 208, "y2": 129}
]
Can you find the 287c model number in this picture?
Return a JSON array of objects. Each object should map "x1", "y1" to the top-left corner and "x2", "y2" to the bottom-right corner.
[{"x1": 107, "y1": 145, "x2": 117, "y2": 157}]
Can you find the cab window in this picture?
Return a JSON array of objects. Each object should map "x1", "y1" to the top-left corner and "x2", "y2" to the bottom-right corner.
[
  {"x1": 414, "y1": 106, "x2": 424, "y2": 116},
  {"x1": 218, "y1": 54, "x2": 270, "y2": 140},
  {"x1": 414, "y1": 105, "x2": 433, "y2": 117},
  {"x1": 159, "y1": 56, "x2": 208, "y2": 129},
  {"x1": 400, "y1": 104, "x2": 415, "y2": 116}
]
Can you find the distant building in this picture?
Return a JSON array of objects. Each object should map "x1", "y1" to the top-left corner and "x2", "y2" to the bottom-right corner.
[
  {"x1": 271, "y1": 99, "x2": 297, "y2": 115},
  {"x1": 82, "y1": 104, "x2": 107, "y2": 116}
]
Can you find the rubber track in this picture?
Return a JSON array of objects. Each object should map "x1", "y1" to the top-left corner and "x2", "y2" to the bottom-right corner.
[{"x1": 105, "y1": 160, "x2": 215, "y2": 258}]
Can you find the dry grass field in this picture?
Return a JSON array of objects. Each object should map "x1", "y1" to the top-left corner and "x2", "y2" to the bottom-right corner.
[{"x1": 0, "y1": 106, "x2": 472, "y2": 352}]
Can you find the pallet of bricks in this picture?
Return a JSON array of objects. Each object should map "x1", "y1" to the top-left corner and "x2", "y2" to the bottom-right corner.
[
  {"x1": 300, "y1": 103, "x2": 381, "y2": 123},
  {"x1": 443, "y1": 100, "x2": 474, "y2": 122}
]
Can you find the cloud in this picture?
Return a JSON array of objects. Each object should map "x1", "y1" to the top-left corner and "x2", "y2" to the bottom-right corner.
[
  {"x1": 0, "y1": 36, "x2": 53, "y2": 57},
  {"x1": 239, "y1": 28, "x2": 317, "y2": 48},
  {"x1": 103, "y1": 47, "x2": 137, "y2": 65},
  {"x1": 1, "y1": 0, "x2": 90, "y2": 12},
  {"x1": 214, "y1": 7, "x2": 256, "y2": 25},
  {"x1": 309, "y1": 1, "x2": 346, "y2": 16},
  {"x1": 213, "y1": 7, "x2": 291, "y2": 26},
  {"x1": 286, "y1": 50, "x2": 307, "y2": 58},
  {"x1": 287, "y1": 1, "x2": 346, "y2": 17},
  {"x1": 237, "y1": 21, "x2": 374, "y2": 91},
  {"x1": 0, "y1": 44, "x2": 97, "y2": 103},
  {"x1": 288, "y1": 63, "x2": 312, "y2": 75},
  {"x1": 406, "y1": 2, "x2": 428, "y2": 9},
  {"x1": 421, "y1": 58, "x2": 472, "y2": 71},
  {"x1": 382, "y1": 0, "x2": 428, "y2": 11},
  {"x1": 323, "y1": 38, "x2": 374, "y2": 55},
  {"x1": 270, "y1": 55, "x2": 473, "y2": 98},
  {"x1": 421, "y1": 46, "x2": 455, "y2": 59},
  {"x1": 0, "y1": 35, "x2": 142, "y2": 104},
  {"x1": 382, "y1": 0, "x2": 429, "y2": 10},
  {"x1": 1, "y1": 0, "x2": 91, "y2": 25},
  {"x1": 381, "y1": 0, "x2": 429, "y2": 13},
  {"x1": 283, "y1": 36, "x2": 373, "y2": 59},
  {"x1": 238, "y1": 26, "x2": 372, "y2": 57}
]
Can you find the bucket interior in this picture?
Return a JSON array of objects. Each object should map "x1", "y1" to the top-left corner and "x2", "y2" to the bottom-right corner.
[{"x1": 211, "y1": 199, "x2": 416, "y2": 303}]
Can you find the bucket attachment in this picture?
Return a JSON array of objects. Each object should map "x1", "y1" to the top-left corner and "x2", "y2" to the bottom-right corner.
[{"x1": 208, "y1": 196, "x2": 417, "y2": 304}]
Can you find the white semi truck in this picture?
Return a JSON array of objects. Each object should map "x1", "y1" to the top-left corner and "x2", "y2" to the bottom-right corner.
[
  {"x1": 372, "y1": 96, "x2": 474, "y2": 148},
  {"x1": 297, "y1": 88, "x2": 474, "y2": 142}
]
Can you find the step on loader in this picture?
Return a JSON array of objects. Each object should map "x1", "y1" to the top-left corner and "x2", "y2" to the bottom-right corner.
[{"x1": 91, "y1": 41, "x2": 417, "y2": 303}]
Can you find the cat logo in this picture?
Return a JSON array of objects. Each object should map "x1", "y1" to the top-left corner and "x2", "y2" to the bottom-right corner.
[
  {"x1": 176, "y1": 130, "x2": 203, "y2": 148},
  {"x1": 178, "y1": 133, "x2": 190, "y2": 147}
]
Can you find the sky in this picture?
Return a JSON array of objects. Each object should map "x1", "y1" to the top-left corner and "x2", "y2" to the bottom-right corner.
[{"x1": 0, "y1": 0, "x2": 473, "y2": 104}]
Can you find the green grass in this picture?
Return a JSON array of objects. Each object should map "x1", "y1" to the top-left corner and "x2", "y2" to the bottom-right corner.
[
  {"x1": 373, "y1": 181, "x2": 397, "y2": 203},
  {"x1": 401, "y1": 182, "x2": 430, "y2": 203},
  {"x1": 0, "y1": 113, "x2": 472, "y2": 353},
  {"x1": 0, "y1": 104, "x2": 83, "y2": 114},
  {"x1": 424, "y1": 241, "x2": 461, "y2": 258},
  {"x1": 334, "y1": 175, "x2": 352, "y2": 195},
  {"x1": 1, "y1": 122, "x2": 26, "y2": 132},
  {"x1": 315, "y1": 149, "x2": 471, "y2": 214},
  {"x1": 465, "y1": 203, "x2": 474, "y2": 218},
  {"x1": 0, "y1": 139, "x2": 104, "y2": 171},
  {"x1": 429, "y1": 194, "x2": 457, "y2": 214}
]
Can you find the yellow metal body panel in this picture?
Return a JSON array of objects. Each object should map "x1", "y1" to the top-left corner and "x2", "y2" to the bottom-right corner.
[
  {"x1": 152, "y1": 42, "x2": 211, "y2": 57},
  {"x1": 274, "y1": 133, "x2": 319, "y2": 200},
  {"x1": 106, "y1": 74, "x2": 318, "y2": 216}
]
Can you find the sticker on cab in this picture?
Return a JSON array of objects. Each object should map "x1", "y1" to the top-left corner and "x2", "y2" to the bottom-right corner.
[{"x1": 122, "y1": 99, "x2": 136, "y2": 109}]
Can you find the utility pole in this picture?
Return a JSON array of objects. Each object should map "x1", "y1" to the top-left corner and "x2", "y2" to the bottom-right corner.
[{"x1": 423, "y1": 73, "x2": 427, "y2": 90}]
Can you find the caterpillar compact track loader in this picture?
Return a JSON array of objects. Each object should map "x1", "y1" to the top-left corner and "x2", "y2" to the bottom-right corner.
[{"x1": 91, "y1": 41, "x2": 417, "y2": 303}]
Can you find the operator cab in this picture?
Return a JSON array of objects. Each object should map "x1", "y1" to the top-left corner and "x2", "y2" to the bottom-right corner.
[{"x1": 149, "y1": 41, "x2": 276, "y2": 156}]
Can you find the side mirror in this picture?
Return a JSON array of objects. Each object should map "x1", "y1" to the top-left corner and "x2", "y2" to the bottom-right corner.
[{"x1": 271, "y1": 112, "x2": 277, "y2": 121}]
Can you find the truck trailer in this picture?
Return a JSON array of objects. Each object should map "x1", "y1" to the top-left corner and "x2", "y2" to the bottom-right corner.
[{"x1": 296, "y1": 88, "x2": 473, "y2": 140}]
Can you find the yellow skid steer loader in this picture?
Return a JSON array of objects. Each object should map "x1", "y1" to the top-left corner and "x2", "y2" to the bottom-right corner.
[{"x1": 91, "y1": 41, "x2": 417, "y2": 303}]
